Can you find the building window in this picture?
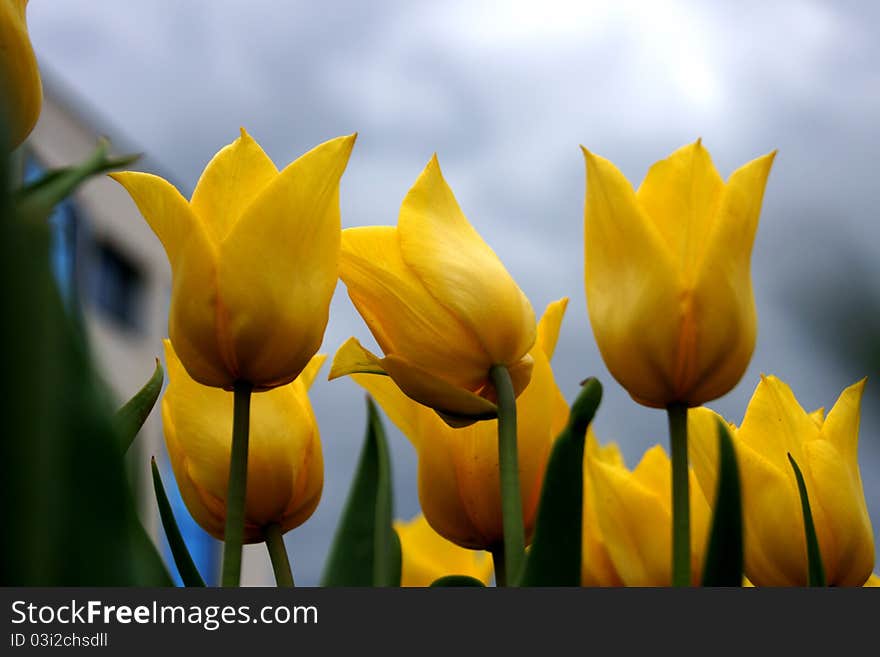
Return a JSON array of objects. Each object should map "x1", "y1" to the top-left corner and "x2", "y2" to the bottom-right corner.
[{"x1": 87, "y1": 241, "x2": 144, "y2": 332}]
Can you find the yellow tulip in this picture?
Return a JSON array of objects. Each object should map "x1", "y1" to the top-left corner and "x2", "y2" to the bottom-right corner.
[
  {"x1": 342, "y1": 299, "x2": 568, "y2": 550},
  {"x1": 866, "y1": 573, "x2": 880, "y2": 587},
  {"x1": 0, "y1": 0, "x2": 42, "y2": 148},
  {"x1": 583, "y1": 435, "x2": 711, "y2": 586},
  {"x1": 396, "y1": 514, "x2": 493, "y2": 586},
  {"x1": 111, "y1": 130, "x2": 355, "y2": 390},
  {"x1": 688, "y1": 375, "x2": 875, "y2": 586},
  {"x1": 161, "y1": 340, "x2": 324, "y2": 542},
  {"x1": 581, "y1": 141, "x2": 775, "y2": 408},
  {"x1": 330, "y1": 154, "x2": 536, "y2": 425}
]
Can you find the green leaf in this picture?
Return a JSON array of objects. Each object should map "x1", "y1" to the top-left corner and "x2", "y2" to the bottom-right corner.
[
  {"x1": 14, "y1": 138, "x2": 139, "y2": 223},
  {"x1": 321, "y1": 397, "x2": 398, "y2": 586},
  {"x1": 115, "y1": 359, "x2": 164, "y2": 453},
  {"x1": 0, "y1": 139, "x2": 171, "y2": 585},
  {"x1": 518, "y1": 378, "x2": 603, "y2": 586},
  {"x1": 787, "y1": 453, "x2": 826, "y2": 586},
  {"x1": 431, "y1": 575, "x2": 486, "y2": 587},
  {"x1": 701, "y1": 419, "x2": 744, "y2": 586},
  {"x1": 151, "y1": 457, "x2": 205, "y2": 587}
]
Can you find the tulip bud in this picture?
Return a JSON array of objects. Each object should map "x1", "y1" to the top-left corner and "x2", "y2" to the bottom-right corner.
[
  {"x1": 688, "y1": 376, "x2": 875, "y2": 586},
  {"x1": 161, "y1": 340, "x2": 324, "y2": 542},
  {"x1": 1, "y1": 0, "x2": 42, "y2": 148},
  {"x1": 582, "y1": 141, "x2": 775, "y2": 408},
  {"x1": 583, "y1": 435, "x2": 711, "y2": 586},
  {"x1": 330, "y1": 155, "x2": 536, "y2": 426},
  {"x1": 396, "y1": 514, "x2": 493, "y2": 586},
  {"x1": 343, "y1": 300, "x2": 568, "y2": 550},
  {"x1": 111, "y1": 130, "x2": 356, "y2": 390}
]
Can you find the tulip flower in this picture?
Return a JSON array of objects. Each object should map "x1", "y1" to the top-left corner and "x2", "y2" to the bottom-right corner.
[
  {"x1": 688, "y1": 376, "x2": 875, "y2": 586},
  {"x1": 161, "y1": 340, "x2": 324, "y2": 544},
  {"x1": 396, "y1": 514, "x2": 493, "y2": 587},
  {"x1": 340, "y1": 299, "x2": 569, "y2": 553},
  {"x1": 866, "y1": 573, "x2": 880, "y2": 587},
  {"x1": 330, "y1": 154, "x2": 536, "y2": 426},
  {"x1": 1, "y1": 0, "x2": 42, "y2": 149},
  {"x1": 581, "y1": 140, "x2": 775, "y2": 409},
  {"x1": 111, "y1": 130, "x2": 356, "y2": 391},
  {"x1": 583, "y1": 435, "x2": 711, "y2": 586}
]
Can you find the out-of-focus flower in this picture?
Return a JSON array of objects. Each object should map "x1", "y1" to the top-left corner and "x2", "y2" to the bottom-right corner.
[
  {"x1": 162, "y1": 340, "x2": 324, "y2": 542},
  {"x1": 0, "y1": 0, "x2": 41, "y2": 149},
  {"x1": 865, "y1": 573, "x2": 880, "y2": 587},
  {"x1": 396, "y1": 514, "x2": 493, "y2": 586},
  {"x1": 330, "y1": 155, "x2": 536, "y2": 426},
  {"x1": 583, "y1": 435, "x2": 711, "y2": 586},
  {"x1": 343, "y1": 299, "x2": 568, "y2": 549},
  {"x1": 111, "y1": 130, "x2": 355, "y2": 390},
  {"x1": 689, "y1": 376, "x2": 874, "y2": 586},
  {"x1": 581, "y1": 141, "x2": 775, "y2": 408}
]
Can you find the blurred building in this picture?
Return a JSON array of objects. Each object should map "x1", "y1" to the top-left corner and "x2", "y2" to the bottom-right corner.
[{"x1": 25, "y1": 82, "x2": 272, "y2": 586}]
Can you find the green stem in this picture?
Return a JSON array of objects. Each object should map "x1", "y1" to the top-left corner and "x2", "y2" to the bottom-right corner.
[
  {"x1": 221, "y1": 381, "x2": 253, "y2": 587},
  {"x1": 489, "y1": 365, "x2": 525, "y2": 586},
  {"x1": 491, "y1": 544, "x2": 507, "y2": 587},
  {"x1": 667, "y1": 403, "x2": 690, "y2": 587},
  {"x1": 265, "y1": 523, "x2": 295, "y2": 587}
]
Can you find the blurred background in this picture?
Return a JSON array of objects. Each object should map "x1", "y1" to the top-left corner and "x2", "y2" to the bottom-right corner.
[{"x1": 23, "y1": 0, "x2": 879, "y2": 585}]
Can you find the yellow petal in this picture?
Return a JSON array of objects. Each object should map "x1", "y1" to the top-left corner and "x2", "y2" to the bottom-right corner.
[
  {"x1": 190, "y1": 128, "x2": 279, "y2": 242},
  {"x1": 737, "y1": 375, "x2": 816, "y2": 473},
  {"x1": 382, "y1": 354, "x2": 497, "y2": 423},
  {"x1": 820, "y1": 378, "x2": 866, "y2": 481},
  {"x1": 340, "y1": 225, "x2": 490, "y2": 389},
  {"x1": 328, "y1": 337, "x2": 387, "y2": 379},
  {"x1": 581, "y1": 147, "x2": 684, "y2": 407},
  {"x1": 587, "y1": 449, "x2": 672, "y2": 586},
  {"x1": 396, "y1": 514, "x2": 493, "y2": 587},
  {"x1": 297, "y1": 353, "x2": 327, "y2": 391},
  {"x1": 397, "y1": 155, "x2": 536, "y2": 366},
  {"x1": 0, "y1": 0, "x2": 42, "y2": 148},
  {"x1": 636, "y1": 140, "x2": 724, "y2": 278},
  {"x1": 808, "y1": 407, "x2": 826, "y2": 429},
  {"x1": 865, "y1": 573, "x2": 880, "y2": 587},
  {"x1": 108, "y1": 172, "x2": 207, "y2": 266},
  {"x1": 109, "y1": 172, "x2": 231, "y2": 386},
  {"x1": 803, "y1": 438, "x2": 874, "y2": 586},
  {"x1": 582, "y1": 433, "x2": 625, "y2": 586},
  {"x1": 683, "y1": 151, "x2": 775, "y2": 404},
  {"x1": 217, "y1": 134, "x2": 355, "y2": 388},
  {"x1": 349, "y1": 370, "x2": 434, "y2": 451},
  {"x1": 536, "y1": 297, "x2": 568, "y2": 361}
]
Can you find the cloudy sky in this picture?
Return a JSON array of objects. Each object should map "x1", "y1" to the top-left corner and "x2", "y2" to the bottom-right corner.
[{"x1": 27, "y1": 0, "x2": 880, "y2": 585}]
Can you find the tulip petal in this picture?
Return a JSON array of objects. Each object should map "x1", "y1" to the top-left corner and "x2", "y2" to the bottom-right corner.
[
  {"x1": 684, "y1": 151, "x2": 775, "y2": 403},
  {"x1": 397, "y1": 155, "x2": 536, "y2": 365},
  {"x1": 340, "y1": 225, "x2": 491, "y2": 389},
  {"x1": 865, "y1": 573, "x2": 880, "y2": 587},
  {"x1": 381, "y1": 354, "x2": 498, "y2": 423},
  {"x1": 581, "y1": 147, "x2": 684, "y2": 407},
  {"x1": 108, "y1": 172, "x2": 206, "y2": 266},
  {"x1": 0, "y1": 0, "x2": 42, "y2": 148},
  {"x1": 349, "y1": 370, "x2": 435, "y2": 451},
  {"x1": 329, "y1": 337, "x2": 388, "y2": 380},
  {"x1": 110, "y1": 173, "x2": 229, "y2": 386},
  {"x1": 536, "y1": 297, "x2": 568, "y2": 361},
  {"x1": 297, "y1": 353, "x2": 327, "y2": 391},
  {"x1": 190, "y1": 128, "x2": 279, "y2": 242},
  {"x1": 737, "y1": 375, "x2": 816, "y2": 472},
  {"x1": 582, "y1": 434, "x2": 626, "y2": 586},
  {"x1": 636, "y1": 140, "x2": 724, "y2": 278},
  {"x1": 808, "y1": 407, "x2": 826, "y2": 429},
  {"x1": 803, "y1": 439, "x2": 874, "y2": 586},
  {"x1": 587, "y1": 450, "x2": 672, "y2": 586},
  {"x1": 821, "y1": 378, "x2": 866, "y2": 480},
  {"x1": 218, "y1": 134, "x2": 355, "y2": 388},
  {"x1": 396, "y1": 515, "x2": 493, "y2": 587}
]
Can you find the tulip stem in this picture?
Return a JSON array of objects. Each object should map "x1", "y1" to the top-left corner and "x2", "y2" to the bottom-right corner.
[
  {"x1": 489, "y1": 364, "x2": 525, "y2": 586},
  {"x1": 221, "y1": 380, "x2": 253, "y2": 587},
  {"x1": 667, "y1": 402, "x2": 690, "y2": 587},
  {"x1": 265, "y1": 523, "x2": 295, "y2": 587}
]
